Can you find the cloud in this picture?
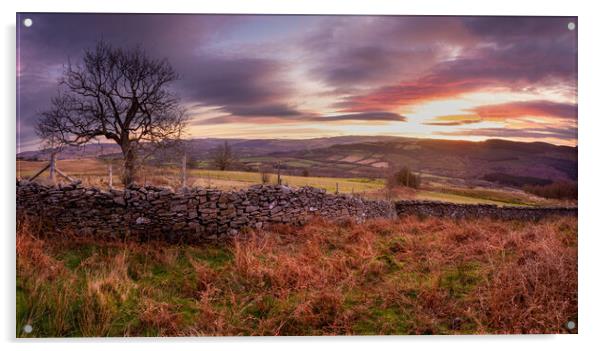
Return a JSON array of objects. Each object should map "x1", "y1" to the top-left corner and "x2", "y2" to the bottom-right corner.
[
  {"x1": 423, "y1": 115, "x2": 483, "y2": 126},
  {"x1": 176, "y1": 56, "x2": 294, "y2": 110},
  {"x1": 193, "y1": 111, "x2": 406, "y2": 125},
  {"x1": 437, "y1": 126, "x2": 577, "y2": 141},
  {"x1": 302, "y1": 16, "x2": 475, "y2": 88},
  {"x1": 224, "y1": 104, "x2": 303, "y2": 117},
  {"x1": 461, "y1": 16, "x2": 575, "y2": 42},
  {"x1": 17, "y1": 14, "x2": 577, "y2": 149},
  {"x1": 337, "y1": 17, "x2": 576, "y2": 112},
  {"x1": 469, "y1": 100, "x2": 577, "y2": 120},
  {"x1": 423, "y1": 100, "x2": 577, "y2": 127},
  {"x1": 17, "y1": 13, "x2": 241, "y2": 147},
  {"x1": 313, "y1": 112, "x2": 406, "y2": 122}
]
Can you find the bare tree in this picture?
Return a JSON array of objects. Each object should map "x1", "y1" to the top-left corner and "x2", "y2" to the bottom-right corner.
[
  {"x1": 36, "y1": 41, "x2": 186, "y2": 186},
  {"x1": 259, "y1": 164, "x2": 272, "y2": 184},
  {"x1": 211, "y1": 141, "x2": 236, "y2": 171}
]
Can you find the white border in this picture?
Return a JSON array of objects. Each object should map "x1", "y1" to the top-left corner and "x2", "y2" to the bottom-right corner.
[{"x1": 2, "y1": 1, "x2": 601, "y2": 350}]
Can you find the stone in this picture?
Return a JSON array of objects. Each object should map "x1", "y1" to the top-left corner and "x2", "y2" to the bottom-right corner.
[
  {"x1": 16, "y1": 181, "x2": 576, "y2": 244},
  {"x1": 171, "y1": 204, "x2": 188, "y2": 212},
  {"x1": 135, "y1": 216, "x2": 151, "y2": 225}
]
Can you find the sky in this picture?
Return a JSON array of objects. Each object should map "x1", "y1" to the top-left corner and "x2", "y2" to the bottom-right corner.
[{"x1": 16, "y1": 14, "x2": 577, "y2": 151}]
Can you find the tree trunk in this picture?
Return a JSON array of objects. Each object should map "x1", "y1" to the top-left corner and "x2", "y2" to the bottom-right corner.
[{"x1": 121, "y1": 144, "x2": 137, "y2": 187}]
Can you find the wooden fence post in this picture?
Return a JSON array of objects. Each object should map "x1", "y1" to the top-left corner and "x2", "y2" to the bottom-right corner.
[
  {"x1": 277, "y1": 162, "x2": 282, "y2": 185},
  {"x1": 335, "y1": 182, "x2": 339, "y2": 194},
  {"x1": 48, "y1": 152, "x2": 56, "y2": 184},
  {"x1": 108, "y1": 163, "x2": 113, "y2": 189},
  {"x1": 181, "y1": 153, "x2": 187, "y2": 190}
]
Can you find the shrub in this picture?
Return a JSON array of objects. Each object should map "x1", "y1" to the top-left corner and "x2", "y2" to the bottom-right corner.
[
  {"x1": 259, "y1": 167, "x2": 272, "y2": 184},
  {"x1": 482, "y1": 173, "x2": 552, "y2": 187},
  {"x1": 211, "y1": 141, "x2": 237, "y2": 171},
  {"x1": 387, "y1": 166, "x2": 421, "y2": 189},
  {"x1": 523, "y1": 181, "x2": 577, "y2": 200}
]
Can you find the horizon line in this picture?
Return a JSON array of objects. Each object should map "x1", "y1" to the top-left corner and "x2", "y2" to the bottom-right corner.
[{"x1": 16, "y1": 134, "x2": 577, "y2": 155}]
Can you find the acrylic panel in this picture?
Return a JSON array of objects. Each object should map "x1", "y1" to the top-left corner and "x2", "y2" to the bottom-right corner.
[{"x1": 16, "y1": 13, "x2": 578, "y2": 337}]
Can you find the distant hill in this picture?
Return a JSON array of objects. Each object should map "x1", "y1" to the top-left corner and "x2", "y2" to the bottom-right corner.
[
  {"x1": 16, "y1": 136, "x2": 400, "y2": 161},
  {"x1": 16, "y1": 143, "x2": 122, "y2": 161},
  {"x1": 17, "y1": 136, "x2": 577, "y2": 187},
  {"x1": 271, "y1": 138, "x2": 577, "y2": 185}
]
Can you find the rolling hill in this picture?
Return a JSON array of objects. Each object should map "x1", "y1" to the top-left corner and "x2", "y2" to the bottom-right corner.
[{"x1": 17, "y1": 136, "x2": 577, "y2": 188}]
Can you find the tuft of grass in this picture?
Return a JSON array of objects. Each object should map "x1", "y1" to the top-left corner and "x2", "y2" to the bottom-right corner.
[{"x1": 439, "y1": 262, "x2": 482, "y2": 298}]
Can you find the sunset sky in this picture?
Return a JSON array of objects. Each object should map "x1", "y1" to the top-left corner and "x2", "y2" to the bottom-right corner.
[{"x1": 17, "y1": 14, "x2": 577, "y2": 151}]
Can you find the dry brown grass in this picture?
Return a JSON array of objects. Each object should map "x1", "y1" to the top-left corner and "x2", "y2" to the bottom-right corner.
[{"x1": 16, "y1": 215, "x2": 577, "y2": 336}]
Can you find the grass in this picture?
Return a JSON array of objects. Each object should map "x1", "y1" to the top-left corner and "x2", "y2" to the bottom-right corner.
[
  {"x1": 17, "y1": 158, "x2": 563, "y2": 206},
  {"x1": 189, "y1": 169, "x2": 384, "y2": 193},
  {"x1": 17, "y1": 159, "x2": 383, "y2": 194},
  {"x1": 429, "y1": 187, "x2": 569, "y2": 207},
  {"x1": 16, "y1": 215, "x2": 577, "y2": 336},
  {"x1": 415, "y1": 190, "x2": 511, "y2": 205}
]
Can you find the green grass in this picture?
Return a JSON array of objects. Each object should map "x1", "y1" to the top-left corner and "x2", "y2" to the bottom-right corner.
[
  {"x1": 352, "y1": 306, "x2": 411, "y2": 335},
  {"x1": 190, "y1": 169, "x2": 384, "y2": 194},
  {"x1": 439, "y1": 262, "x2": 482, "y2": 298},
  {"x1": 186, "y1": 246, "x2": 233, "y2": 269},
  {"x1": 240, "y1": 157, "x2": 325, "y2": 168},
  {"x1": 416, "y1": 190, "x2": 512, "y2": 205},
  {"x1": 17, "y1": 159, "x2": 553, "y2": 206},
  {"x1": 433, "y1": 187, "x2": 547, "y2": 206}
]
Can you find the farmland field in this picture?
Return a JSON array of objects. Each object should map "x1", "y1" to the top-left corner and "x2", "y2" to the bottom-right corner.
[
  {"x1": 17, "y1": 159, "x2": 384, "y2": 194},
  {"x1": 16, "y1": 215, "x2": 577, "y2": 336},
  {"x1": 16, "y1": 159, "x2": 562, "y2": 207}
]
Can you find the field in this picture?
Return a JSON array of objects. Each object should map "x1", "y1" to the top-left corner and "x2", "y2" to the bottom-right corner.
[
  {"x1": 17, "y1": 159, "x2": 383, "y2": 194},
  {"x1": 17, "y1": 215, "x2": 577, "y2": 336},
  {"x1": 16, "y1": 159, "x2": 563, "y2": 206}
]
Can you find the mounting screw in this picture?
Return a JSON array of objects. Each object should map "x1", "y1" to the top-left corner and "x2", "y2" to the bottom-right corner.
[{"x1": 566, "y1": 320, "x2": 576, "y2": 330}]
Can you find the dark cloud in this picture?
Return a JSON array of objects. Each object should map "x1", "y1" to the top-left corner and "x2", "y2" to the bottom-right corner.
[
  {"x1": 303, "y1": 16, "x2": 475, "y2": 88},
  {"x1": 225, "y1": 104, "x2": 302, "y2": 117},
  {"x1": 176, "y1": 56, "x2": 293, "y2": 109},
  {"x1": 461, "y1": 16, "x2": 575, "y2": 42},
  {"x1": 337, "y1": 17, "x2": 577, "y2": 112},
  {"x1": 17, "y1": 13, "x2": 235, "y2": 65},
  {"x1": 17, "y1": 13, "x2": 241, "y2": 147}
]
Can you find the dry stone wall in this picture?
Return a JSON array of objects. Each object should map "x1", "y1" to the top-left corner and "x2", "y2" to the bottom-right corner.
[
  {"x1": 395, "y1": 200, "x2": 577, "y2": 221},
  {"x1": 16, "y1": 180, "x2": 577, "y2": 243},
  {"x1": 16, "y1": 180, "x2": 395, "y2": 242}
]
